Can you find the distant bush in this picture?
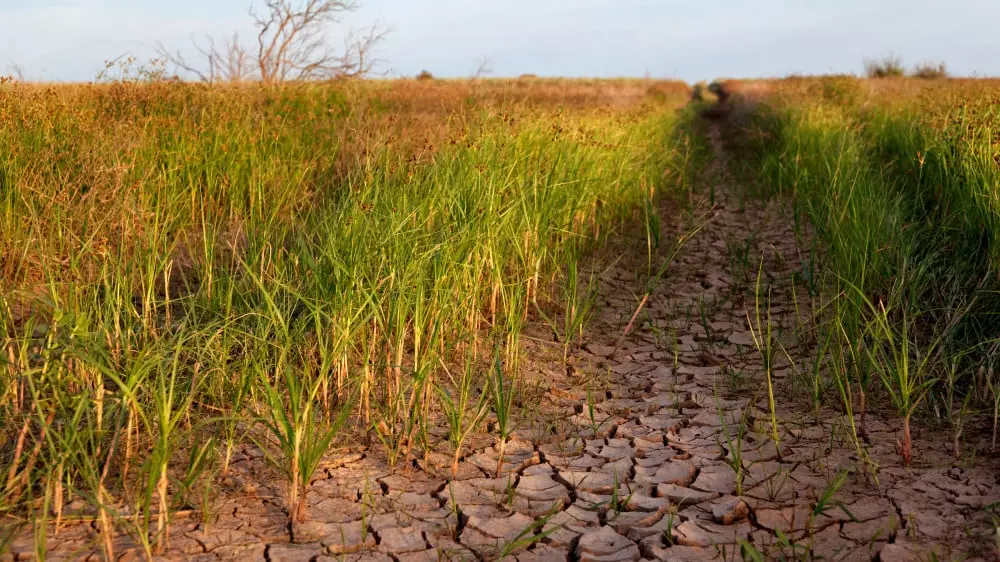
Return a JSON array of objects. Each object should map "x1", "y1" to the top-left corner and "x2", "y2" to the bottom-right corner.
[
  {"x1": 911, "y1": 61, "x2": 948, "y2": 79},
  {"x1": 518, "y1": 73, "x2": 538, "y2": 80},
  {"x1": 416, "y1": 70, "x2": 434, "y2": 81},
  {"x1": 864, "y1": 55, "x2": 905, "y2": 78}
]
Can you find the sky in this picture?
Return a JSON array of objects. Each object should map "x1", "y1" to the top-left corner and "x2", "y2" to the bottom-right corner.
[{"x1": 2, "y1": 0, "x2": 998, "y2": 83}]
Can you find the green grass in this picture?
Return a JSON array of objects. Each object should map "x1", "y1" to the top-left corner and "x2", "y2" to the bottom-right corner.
[
  {"x1": 723, "y1": 76, "x2": 1000, "y2": 467},
  {"x1": 0, "y1": 79, "x2": 691, "y2": 552}
]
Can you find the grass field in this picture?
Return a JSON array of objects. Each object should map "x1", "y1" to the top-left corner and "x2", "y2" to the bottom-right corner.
[
  {"x1": 0, "y1": 78, "x2": 695, "y2": 551},
  {"x1": 718, "y1": 76, "x2": 1000, "y2": 469},
  {"x1": 5, "y1": 71, "x2": 1000, "y2": 558}
]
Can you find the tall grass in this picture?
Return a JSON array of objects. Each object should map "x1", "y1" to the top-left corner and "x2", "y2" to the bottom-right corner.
[
  {"x1": 0, "y1": 78, "x2": 691, "y2": 549},
  {"x1": 726, "y1": 76, "x2": 1000, "y2": 466}
]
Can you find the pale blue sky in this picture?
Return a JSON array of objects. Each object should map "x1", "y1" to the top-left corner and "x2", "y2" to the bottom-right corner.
[{"x1": 2, "y1": 0, "x2": 997, "y2": 82}]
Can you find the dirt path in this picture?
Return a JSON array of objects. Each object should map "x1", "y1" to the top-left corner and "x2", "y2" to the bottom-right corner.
[{"x1": 10, "y1": 121, "x2": 999, "y2": 562}]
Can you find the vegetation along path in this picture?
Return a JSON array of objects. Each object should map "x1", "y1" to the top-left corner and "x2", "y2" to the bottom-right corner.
[{"x1": 6, "y1": 100, "x2": 1000, "y2": 562}]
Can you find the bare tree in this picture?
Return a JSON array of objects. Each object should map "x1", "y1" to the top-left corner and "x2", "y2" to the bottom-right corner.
[
  {"x1": 159, "y1": 33, "x2": 254, "y2": 83},
  {"x1": 158, "y1": 0, "x2": 387, "y2": 83}
]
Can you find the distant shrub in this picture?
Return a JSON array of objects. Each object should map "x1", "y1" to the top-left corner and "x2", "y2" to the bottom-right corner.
[
  {"x1": 864, "y1": 55, "x2": 905, "y2": 78},
  {"x1": 518, "y1": 73, "x2": 538, "y2": 80},
  {"x1": 912, "y1": 61, "x2": 948, "y2": 79},
  {"x1": 416, "y1": 70, "x2": 434, "y2": 81}
]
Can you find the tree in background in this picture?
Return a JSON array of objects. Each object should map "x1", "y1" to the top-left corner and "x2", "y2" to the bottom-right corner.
[{"x1": 158, "y1": 0, "x2": 387, "y2": 83}]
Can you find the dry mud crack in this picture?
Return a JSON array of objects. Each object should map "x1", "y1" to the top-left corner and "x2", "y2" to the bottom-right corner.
[{"x1": 9, "y1": 122, "x2": 1000, "y2": 562}]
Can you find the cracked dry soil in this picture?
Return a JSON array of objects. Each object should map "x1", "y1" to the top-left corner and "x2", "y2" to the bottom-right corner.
[{"x1": 8, "y1": 122, "x2": 1000, "y2": 562}]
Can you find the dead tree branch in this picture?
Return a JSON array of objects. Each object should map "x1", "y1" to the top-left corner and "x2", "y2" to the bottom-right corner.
[
  {"x1": 157, "y1": 0, "x2": 386, "y2": 83},
  {"x1": 158, "y1": 32, "x2": 254, "y2": 83}
]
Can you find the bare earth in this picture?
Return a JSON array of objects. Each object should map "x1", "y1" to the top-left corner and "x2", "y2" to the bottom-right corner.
[{"x1": 7, "y1": 122, "x2": 1000, "y2": 562}]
